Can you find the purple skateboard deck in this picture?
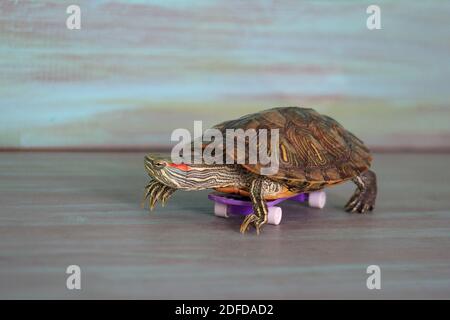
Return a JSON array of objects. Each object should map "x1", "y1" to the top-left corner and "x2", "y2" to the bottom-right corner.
[
  {"x1": 209, "y1": 191, "x2": 326, "y2": 225},
  {"x1": 208, "y1": 192, "x2": 309, "y2": 215}
]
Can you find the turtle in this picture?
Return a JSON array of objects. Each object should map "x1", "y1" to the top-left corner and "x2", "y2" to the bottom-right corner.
[{"x1": 142, "y1": 106, "x2": 377, "y2": 234}]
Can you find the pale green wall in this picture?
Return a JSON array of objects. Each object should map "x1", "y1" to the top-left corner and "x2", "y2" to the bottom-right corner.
[{"x1": 1, "y1": 0, "x2": 449, "y2": 148}]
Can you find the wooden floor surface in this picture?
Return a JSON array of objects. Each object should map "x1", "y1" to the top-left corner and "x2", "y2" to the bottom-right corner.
[{"x1": 0, "y1": 152, "x2": 449, "y2": 299}]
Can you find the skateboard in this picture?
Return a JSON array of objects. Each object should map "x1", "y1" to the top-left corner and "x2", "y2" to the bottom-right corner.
[{"x1": 208, "y1": 191, "x2": 326, "y2": 226}]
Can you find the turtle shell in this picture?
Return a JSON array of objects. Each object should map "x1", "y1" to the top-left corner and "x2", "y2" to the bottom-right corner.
[{"x1": 198, "y1": 106, "x2": 372, "y2": 185}]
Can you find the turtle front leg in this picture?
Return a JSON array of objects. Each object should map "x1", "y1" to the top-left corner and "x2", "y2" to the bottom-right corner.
[
  {"x1": 141, "y1": 180, "x2": 176, "y2": 211},
  {"x1": 240, "y1": 178, "x2": 268, "y2": 235},
  {"x1": 345, "y1": 170, "x2": 377, "y2": 213}
]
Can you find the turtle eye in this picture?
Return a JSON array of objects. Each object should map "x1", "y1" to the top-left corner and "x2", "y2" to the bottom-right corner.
[{"x1": 154, "y1": 161, "x2": 166, "y2": 168}]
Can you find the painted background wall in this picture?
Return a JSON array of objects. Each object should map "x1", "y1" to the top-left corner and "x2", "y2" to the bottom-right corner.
[{"x1": 1, "y1": 0, "x2": 449, "y2": 149}]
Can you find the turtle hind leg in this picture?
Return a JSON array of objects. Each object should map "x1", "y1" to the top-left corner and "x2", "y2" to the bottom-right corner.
[{"x1": 345, "y1": 170, "x2": 377, "y2": 213}]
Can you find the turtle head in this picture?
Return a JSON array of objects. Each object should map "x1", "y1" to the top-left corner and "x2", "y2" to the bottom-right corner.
[
  {"x1": 145, "y1": 154, "x2": 240, "y2": 190},
  {"x1": 144, "y1": 154, "x2": 193, "y2": 189}
]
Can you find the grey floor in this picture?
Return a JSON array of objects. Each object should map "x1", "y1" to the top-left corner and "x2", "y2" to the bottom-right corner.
[{"x1": 0, "y1": 152, "x2": 449, "y2": 299}]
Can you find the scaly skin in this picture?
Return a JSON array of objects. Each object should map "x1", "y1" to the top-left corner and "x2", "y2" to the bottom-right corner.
[{"x1": 345, "y1": 170, "x2": 377, "y2": 213}]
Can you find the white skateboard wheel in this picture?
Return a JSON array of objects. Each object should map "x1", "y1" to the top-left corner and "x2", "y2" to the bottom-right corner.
[
  {"x1": 267, "y1": 206, "x2": 282, "y2": 225},
  {"x1": 214, "y1": 202, "x2": 229, "y2": 218},
  {"x1": 308, "y1": 191, "x2": 326, "y2": 209}
]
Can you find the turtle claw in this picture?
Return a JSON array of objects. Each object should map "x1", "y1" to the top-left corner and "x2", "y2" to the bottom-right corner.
[
  {"x1": 239, "y1": 214, "x2": 266, "y2": 235},
  {"x1": 344, "y1": 191, "x2": 360, "y2": 211},
  {"x1": 345, "y1": 170, "x2": 377, "y2": 214},
  {"x1": 141, "y1": 181, "x2": 158, "y2": 208},
  {"x1": 142, "y1": 181, "x2": 175, "y2": 212},
  {"x1": 345, "y1": 188, "x2": 376, "y2": 214}
]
